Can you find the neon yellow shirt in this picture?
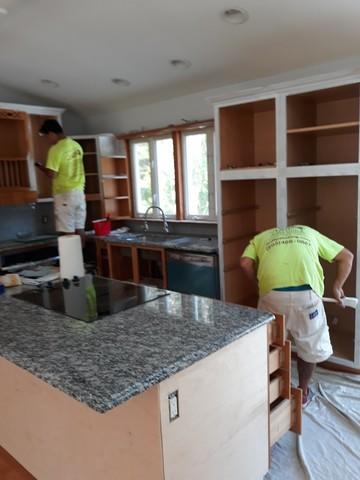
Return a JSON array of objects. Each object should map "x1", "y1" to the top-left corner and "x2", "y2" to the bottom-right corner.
[
  {"x1": 46, "y1": 138, "x2": 85, "y2": 195},
  {"x1": 242, "y1": 225, "x2": 344, "y2": 297}
]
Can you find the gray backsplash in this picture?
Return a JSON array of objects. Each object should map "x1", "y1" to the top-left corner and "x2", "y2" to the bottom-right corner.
[
  {"x1": 119, "y1": 219, "x2": 218, "y2": 237},
  {"x1": 0, "y1": 202, "x2": 55, "y2": 242},
  {"x1": 0, "y1": 203, "x2": 217, "y2": 243}
]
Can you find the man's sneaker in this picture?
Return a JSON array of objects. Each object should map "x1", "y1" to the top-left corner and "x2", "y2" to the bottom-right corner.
[{"x1": 300, "y1": 387, "x2": 314, "y2": 409}]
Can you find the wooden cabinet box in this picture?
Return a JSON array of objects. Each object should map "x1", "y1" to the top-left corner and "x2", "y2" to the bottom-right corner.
[
  {"x1": 219, "y1": 99, "x2": 276, "y2": 170},
  {"x1": 222, "y1": 178, "x2": 276, "y2": 306},
  {"x1": 287, "y1": 84, "x2": 359, "y2": 166},
  {"x1": 267, "y1": 316, "x2": 302, "y2": 450},
  {"x1": 215, "y1": 77, "x2": 360, "y2": 370},
  {"x1": 0, "y1": 109, "x2": 36, "y2": 205}
]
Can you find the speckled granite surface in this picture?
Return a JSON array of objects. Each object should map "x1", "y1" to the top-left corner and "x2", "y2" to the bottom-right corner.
[
  {"x1": 0, "y1": 288, "x2": 273, "y2": 413},
  {"x1": 89, "y1": 232, "x2": 218, "y2": 253}
]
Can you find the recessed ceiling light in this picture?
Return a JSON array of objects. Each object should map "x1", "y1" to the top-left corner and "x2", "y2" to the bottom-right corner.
[
  {"x1": 111, "y1": 78, "x2": 131, "y2": 86},
  {"x1": 0, "y1": 7, "x2": 8, "y2": 16},
  {"x1": 222, "y1": 8, "x2": 249, "y2": 24},
  {"x1": 41, "y1": 79, "x2": 59, "y2": 88},
  {"x1": 170, "y1": 59, "x2": 192, "y2": 70}
]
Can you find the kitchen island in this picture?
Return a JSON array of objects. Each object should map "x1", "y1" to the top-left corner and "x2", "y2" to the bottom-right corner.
[{"x1": 0, "y1": 279, "x2": 273, "y2": 480}]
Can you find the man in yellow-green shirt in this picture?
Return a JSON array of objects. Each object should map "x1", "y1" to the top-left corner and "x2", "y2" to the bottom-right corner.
[
  {"x1": 240, "y1": 225, "x2": 353, "y2": 407},
  {"x1": 35, "y1": 120, "x2": 86, "y2": 242}
]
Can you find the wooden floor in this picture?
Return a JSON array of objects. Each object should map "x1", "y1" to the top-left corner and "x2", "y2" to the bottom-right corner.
[{"x1": 0, "y1": 447, "x2": 35, "y2": 480}]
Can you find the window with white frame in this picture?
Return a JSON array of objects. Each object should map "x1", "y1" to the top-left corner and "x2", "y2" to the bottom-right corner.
[
  {"x1": 131, "y1": 136, "x2": 176, "y2": 217},
  {"x1": 182, "y1": 128, "x2": 216, "y2": 220}
]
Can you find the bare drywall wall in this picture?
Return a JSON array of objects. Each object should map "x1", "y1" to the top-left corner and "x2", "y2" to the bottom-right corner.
[
  {"x1": 0, "y1": 82, "x2": 88, "y2": 135},
  {"x1": 85, "y1": 55, "x2": 360, "y2": 135}
]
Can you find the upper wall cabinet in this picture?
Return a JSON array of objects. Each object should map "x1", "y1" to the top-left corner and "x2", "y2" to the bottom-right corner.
[
  {"x1": 0, "y1": 103, "x2": 64, "y2": 205},
  {"x1": 219, "y1": 98, "x2": 276, "y2": 170},
  {"x1": 71, "y1": 134, "x2": 130, "y2": 230},
  {"x1": 287, "y1": 83, "x2": 359, "y2": 166},
  {"x1": 0, "y1": 109, "x2": 36, "y2": 205}
]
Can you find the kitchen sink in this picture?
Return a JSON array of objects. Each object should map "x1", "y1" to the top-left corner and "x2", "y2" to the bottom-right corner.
[{"x1": 134, "y1": 234, "x2": 186, "y2": 244}]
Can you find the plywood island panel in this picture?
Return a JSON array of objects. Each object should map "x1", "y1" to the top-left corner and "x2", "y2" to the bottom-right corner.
[
  {"x1": 0, "y1": 325, "x2": 269, "y2": 480},
  {"x1": 0, "y1": 357, "x2": 164, "y2": 480},
  {"x1": 159, "y1": 325, "x2": 269, "y2": 480}
]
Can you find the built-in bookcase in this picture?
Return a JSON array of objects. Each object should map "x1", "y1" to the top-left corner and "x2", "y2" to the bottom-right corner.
[{"x1": 215, "y1": 79, "x2": 360, "y2": 370}]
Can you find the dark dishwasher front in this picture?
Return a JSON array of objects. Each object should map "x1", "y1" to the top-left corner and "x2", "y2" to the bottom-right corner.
[{"x1": 167, "y1": 251, "x2": 220, "y2": 299}]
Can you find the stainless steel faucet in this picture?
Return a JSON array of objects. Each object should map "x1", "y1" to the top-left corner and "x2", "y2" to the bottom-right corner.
[{"x1": 143, "y1": 205, "x2": 169, "y2": 233}]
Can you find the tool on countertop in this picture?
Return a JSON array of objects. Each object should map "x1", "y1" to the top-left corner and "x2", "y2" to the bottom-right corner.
[{"x1": 322, "y1": 296, "x2": 358, "y2": 309}]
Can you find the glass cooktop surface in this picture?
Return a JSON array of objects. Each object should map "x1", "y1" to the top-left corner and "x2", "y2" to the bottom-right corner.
[{"x1": 14, "y1": 276, "x2": 169, "y2": 323}]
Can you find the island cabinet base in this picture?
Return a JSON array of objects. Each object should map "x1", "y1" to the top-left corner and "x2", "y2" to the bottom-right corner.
[
  {"x1": 0, "y1": 357, "x2": 164, "y2": 480},
  {"x1": 0, "y1": 325, "x2": 269, "y2": 480}
]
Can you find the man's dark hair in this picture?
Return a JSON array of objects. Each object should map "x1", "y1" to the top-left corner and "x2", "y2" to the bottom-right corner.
[{"x1": 38, "y1": 119, "x2": 64, "y2": 135}]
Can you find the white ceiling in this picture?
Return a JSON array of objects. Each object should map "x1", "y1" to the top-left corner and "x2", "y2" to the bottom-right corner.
[{"x1": 1, "y1": 0, "x2": 360, "y2": 114}]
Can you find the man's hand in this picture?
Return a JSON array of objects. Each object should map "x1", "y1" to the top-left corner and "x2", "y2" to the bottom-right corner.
[
  {"x1": 332, "y1": 282, "x2": 345, "y2": 307},
  {"x1": 35, "y1": 162, "x2": 57, "y2": 178},
  {"x1": 333, "y1": 248, "x2": 354, "y2": 306}
]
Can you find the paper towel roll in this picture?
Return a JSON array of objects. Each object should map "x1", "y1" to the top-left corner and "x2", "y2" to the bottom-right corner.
[{"x1": 58, "y1": 235, "x2": 85, "y2": 280}]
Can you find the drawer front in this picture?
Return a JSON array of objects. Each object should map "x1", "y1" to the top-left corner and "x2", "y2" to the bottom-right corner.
[
  {"x1": 269, "y1": 387, "x2": 302, "y2": 446},
  {"x1": 269, "y1": 369, "x2": 290, "y2": 404},
  {"x1": 268, "y1": 347, "x2": 281, "y2": 374},
  {"x1": 269, "y1": 340, "x2": 291, "y2": 375},
  {"x1": 269, "y1": 398, "x2": 291, "y2": 446},
  {"x1": 268, "y1": 314, "x2": 285, "y2": 347},
  {"x1": 269, "y1": 375, "x2": 283, "y2": 404},
  {"x1": 290, "y1": 387, "x2": 302, "y2": 435}
]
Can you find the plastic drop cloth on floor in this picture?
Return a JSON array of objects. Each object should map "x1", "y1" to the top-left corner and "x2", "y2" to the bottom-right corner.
[{"x1": 265, "y1": 366, "x2": 360, "y2": 480}]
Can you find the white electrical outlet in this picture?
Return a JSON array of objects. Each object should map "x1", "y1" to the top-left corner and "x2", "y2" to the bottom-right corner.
[{"x1": 168, "y1": 390, "x2": 179, "y2": 421}]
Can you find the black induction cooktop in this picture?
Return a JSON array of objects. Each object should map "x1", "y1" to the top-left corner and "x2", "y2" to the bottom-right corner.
[{"x1": 14, "y1": 276, "x2": 169, "y2": 323}]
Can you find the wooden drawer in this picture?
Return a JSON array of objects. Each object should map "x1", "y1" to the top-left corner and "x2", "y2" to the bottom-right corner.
[
  {"x1": 269, "y1": 367, "x2": 290, "y2": 404},
  {"x1": 269, "y1": 340, "x2": 291, "y2": 375},
  {"x1": 269, "y1": 387, "x2": 302, "y2": 446},
  {"x1": 269, "y1": 346, "x2": 282, "y2": 374},
  {"x1": 269, "y1": 374, "x2": 283, "y2": 404},
  {"x1": 268, "y1": 314, "x2": 285, "y2": 347}
]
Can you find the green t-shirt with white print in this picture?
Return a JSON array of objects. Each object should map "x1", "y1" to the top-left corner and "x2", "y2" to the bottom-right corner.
[{"x1": 242, "y1": 225, "x2": 344, "y2": 296}]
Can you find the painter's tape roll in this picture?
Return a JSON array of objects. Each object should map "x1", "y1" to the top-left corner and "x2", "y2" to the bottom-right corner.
[{"x1": 58, "y1": 235, "x2": 85, "y2": 280}]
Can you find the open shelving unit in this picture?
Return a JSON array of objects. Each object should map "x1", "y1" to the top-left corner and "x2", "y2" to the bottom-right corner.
[
  {"x1": 222, "y1": 179, "x2": 276, "y2": 306},
  {"x1": 287, "y1": 175, "x2": 358, "y2": 363},
  {"x1": 70, "y1": 135, "x2": 132, "y2": 228},
  {"x1": 71, "y1": 136, "x2": 102, "y2": 231},
  {"x1": 287, "y1": 84, "x2": 359, "y2": 166},
  {"x1": 101, "y1": 154, "x2": 132, "y2": 220},
  {"x1": 219, "y1": 98, "x2": 276, "y2": 170},
  {"x1": 215, "y1": 78, "x2": 360, "y2": 370},
  {"x1": 0, "y1": 109, "x2": 37, "y2": 205}
]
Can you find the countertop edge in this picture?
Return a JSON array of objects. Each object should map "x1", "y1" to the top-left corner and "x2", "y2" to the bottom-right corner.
[{"x1": 0, "y1": 311, "x2": 273, "y2": 414}]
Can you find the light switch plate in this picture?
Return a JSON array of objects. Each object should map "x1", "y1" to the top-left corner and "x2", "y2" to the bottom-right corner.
[{"x1": 168, "y1": 390, "x2": 179, "y2": 421}]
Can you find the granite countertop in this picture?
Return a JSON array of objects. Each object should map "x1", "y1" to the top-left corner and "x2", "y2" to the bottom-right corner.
[
  {"x1": 0, "y1": 236, "x2": 58, "y2": 255},
  {"x1": 0, "y1": 285, "x2": 273, "y2": 413},
  {"x1": 89, "y1": 232, "x2": 218, "y2": 254}
]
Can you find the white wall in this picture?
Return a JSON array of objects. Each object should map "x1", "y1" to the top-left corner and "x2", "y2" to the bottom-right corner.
[
  {"x1": 0, "y1": 82, "x2": 87, "y2": 135},
  {"x1": 86, "y1": 55, "x2": 360, "y2": 135}
]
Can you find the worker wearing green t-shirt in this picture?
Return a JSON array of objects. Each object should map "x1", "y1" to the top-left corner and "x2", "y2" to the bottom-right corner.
[
  {"x1": 240, "y1": 225, "x2": 353, "y2": 407},
  {"x1": 35, "y1": 120, "x2": 86, "y2": 243}
]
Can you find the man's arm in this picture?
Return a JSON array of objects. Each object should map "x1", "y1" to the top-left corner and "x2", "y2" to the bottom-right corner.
[
  {"x1": 332, "y1": 248, "x2": 354, "y2": 303},
  {"x1": 35, "y1": 162, "x2": 58, "y2": 178},
  {"x1": 239, "y1": 256, "x2": 258, "y2": 290}
]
